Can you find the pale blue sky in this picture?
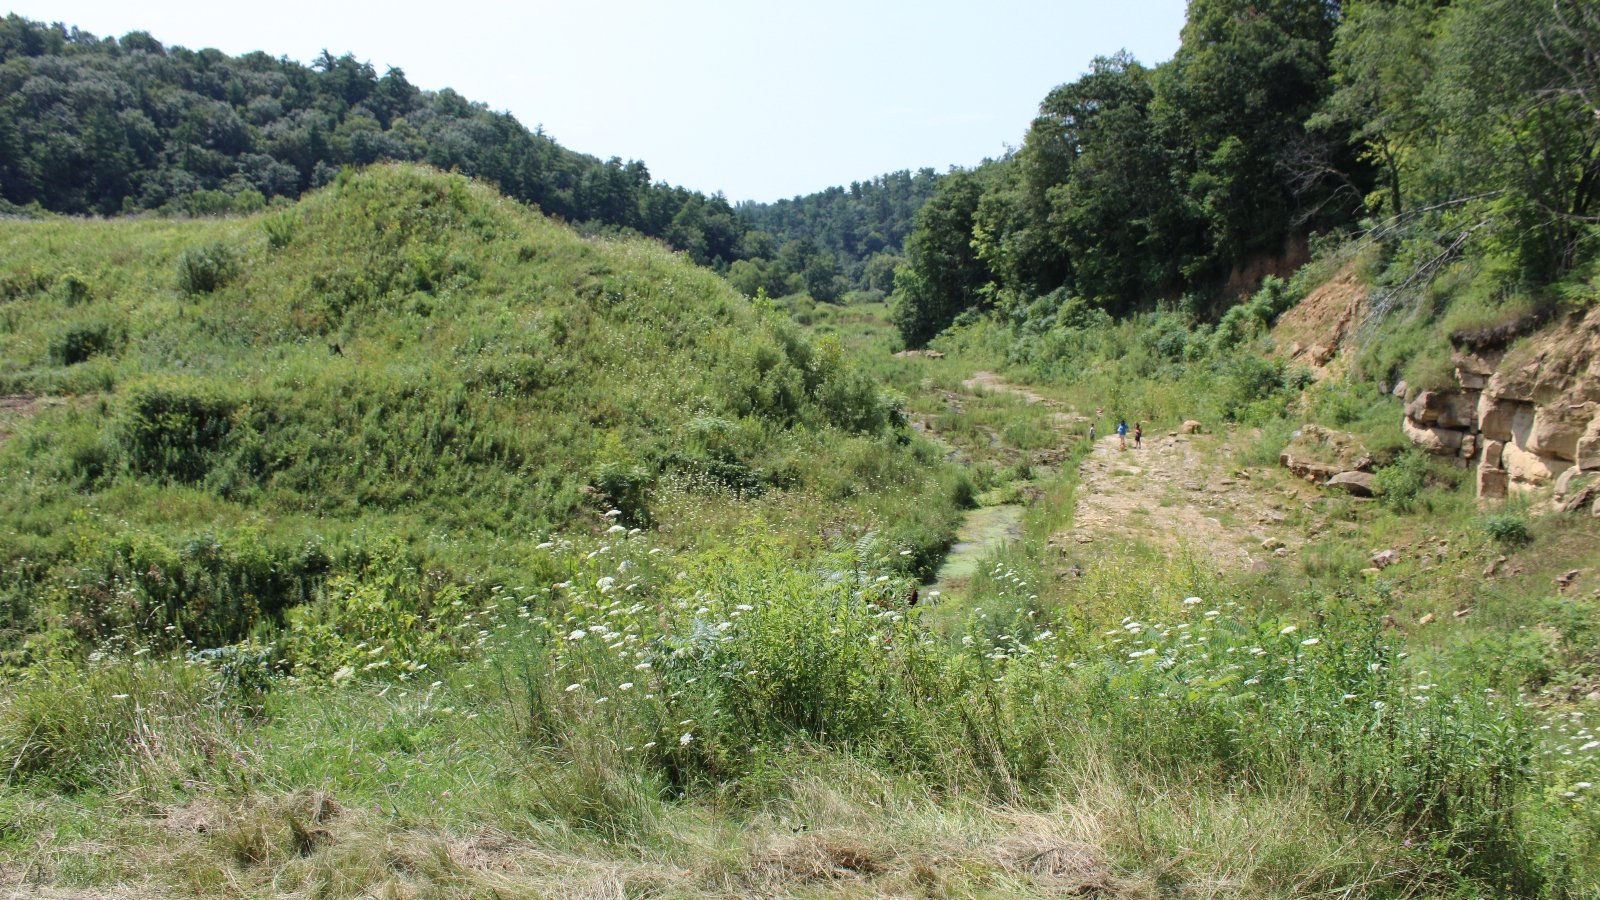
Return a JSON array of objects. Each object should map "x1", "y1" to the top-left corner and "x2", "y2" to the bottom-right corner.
[{"x1": 7, "y1": 1, "x2": 1188, "y2": 203}]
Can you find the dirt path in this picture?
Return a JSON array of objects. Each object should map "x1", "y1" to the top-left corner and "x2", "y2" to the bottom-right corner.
[
  {"x1": 1055, "y1": 431, "x2": 1299, "y2": 570},
  {"x1": 947, "y1": 373, "x2": 1302, "y2": 572}
]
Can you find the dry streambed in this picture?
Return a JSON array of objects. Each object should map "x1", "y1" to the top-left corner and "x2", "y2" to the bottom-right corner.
[{"x1": 929, "y1": 373, "x2": 1309, "y2": 591}]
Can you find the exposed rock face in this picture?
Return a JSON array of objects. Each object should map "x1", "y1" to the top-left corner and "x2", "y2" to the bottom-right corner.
[
  {"x1": 1401, "y1": 305, "x2": 1600, "y2": 501},
  {"x1": 1280, "y1": 424, "x2": 1372, "y2": 483}
]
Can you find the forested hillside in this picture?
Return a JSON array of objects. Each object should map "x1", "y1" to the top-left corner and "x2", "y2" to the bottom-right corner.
[
  {"x1": 891, "y1": 0, "x2": 1600, "y2": 348},
  {"x1": 731, "y1": 169, "x2": 942, "y2": 300},
  {"x1": 0, "y1": 15, "x2": 934, "y2": 300}
]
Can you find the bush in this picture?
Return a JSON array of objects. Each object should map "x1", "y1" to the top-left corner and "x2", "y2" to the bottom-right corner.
[
  {"x1": 261, "y1": 211, "x2": 298, "y2": 250},
  {"x1": 48, "y1": 320, "x2": 120, "y2": 365},
  {"x1": 1482, "y1": 513, "x2": 1533, "y2": 547},
  {"x1": 117, "y1": 381, "x2": 239, "y2": 482},
  {"x1": 175, "y1": 242, "x2": 238, "y2": 294},
  {"x1": 1375, "y1": 450, "x2": 1431, "y2": 512}
]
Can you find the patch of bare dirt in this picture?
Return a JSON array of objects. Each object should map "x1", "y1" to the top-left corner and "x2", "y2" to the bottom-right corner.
[
  {"x1": 1271, "y1": 261, "x2": 1369, "y2": 374},
  {"x1": 1056, "y1": 431, "x2": 1302, "y2": 571},
  {"x1": 0, "y1": 394, "x2": 61, "y2": 445}
]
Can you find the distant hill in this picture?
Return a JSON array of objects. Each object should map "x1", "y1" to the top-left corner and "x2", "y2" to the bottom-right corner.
[{"x1": 0, "y1": 15, "x2": 936, "y2": 299}]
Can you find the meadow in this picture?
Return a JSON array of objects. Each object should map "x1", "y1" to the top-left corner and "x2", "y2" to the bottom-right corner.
[{"x1": 2, "y1": 168, "x2": 1598, "y2": 897}]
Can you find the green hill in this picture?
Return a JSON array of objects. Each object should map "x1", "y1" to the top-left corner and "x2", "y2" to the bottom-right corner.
[{"x1": 0, "y1": 164, "x2": 959, "y2": 665}]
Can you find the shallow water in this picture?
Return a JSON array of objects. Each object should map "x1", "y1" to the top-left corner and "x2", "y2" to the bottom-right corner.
[{"x1": 930, "y1": 503, "x2": 1025, "y2": 591}]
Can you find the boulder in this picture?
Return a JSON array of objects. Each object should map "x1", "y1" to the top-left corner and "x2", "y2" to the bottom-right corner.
[
  {"x1": 1406, "y1": 390, "x2": 1478, "y2": 429},
  {"x1": 1391, "y1": 380, "x2": 1408, "y2": 399},
  {"x1": 1180, "y1": 420, "x2": 1203, "y2": 434},
  {"x1": 1559, "y1": 475, "x2": 1600, "y2": 514},
  {"x1": 1481, "y1": 439, "x2": 1505, "y2": 469},
  {"x1": 1371, "y1": 548, "x2": 1401, "y2": 569},
  {"x1": 1579, "y1": 417, "x2": 1600, "y2": 471},
  {"x1": 1477, "y1": 466, "x2": 1509, "y2": 500},
  {"x1": 1326, "y1": 471, "x2": 1377, "y2": 497},
  {"x1": 1527, "y1": 402, "x2": 1596, "y2": 462},
  {"x1": 1280, "y1": 424, "x2": 1372, "y2": 482},
  {"x1": 1502, "y1": 441, "x2": 1572, "y2": 487},
  {"x1": 1402, "y1": 418, "x2": 1466, "y2": 455}
]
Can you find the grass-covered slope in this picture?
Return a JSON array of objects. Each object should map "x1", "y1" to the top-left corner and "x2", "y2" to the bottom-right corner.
[{"x1": 0, "y1": 164, "x2": 958, "y2": 664}]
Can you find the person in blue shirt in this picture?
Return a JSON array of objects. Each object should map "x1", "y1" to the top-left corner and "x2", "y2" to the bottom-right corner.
[{"x1": 1116, "y1": 419, "x2": 1128, "y2": 450}]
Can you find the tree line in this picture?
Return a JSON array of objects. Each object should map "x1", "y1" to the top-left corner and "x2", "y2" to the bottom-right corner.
[
  {"x1": 891, "y1": 0, "x2": 1600, "y2": 346},
  {"x1": 0, "y1": 15, "x2": 937, "y2": 297}
]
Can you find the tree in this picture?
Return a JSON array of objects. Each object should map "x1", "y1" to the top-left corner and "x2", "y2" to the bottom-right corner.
[{"x1": 891, "y1": 170, "x2": 989, "y2": 346}]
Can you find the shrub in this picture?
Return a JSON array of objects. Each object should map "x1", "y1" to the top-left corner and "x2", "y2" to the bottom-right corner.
[
  {"x1": 261, "y1": 211, "x2": 298, "y2": 250},
  {"x1": 175, "y1": 242, "x2": 237, "y2": 294},
  {"x1": 118, "y1": 381, "x2": 239, "y2": 482},
  {"x1": 1375, "y1": 450, "x2": 1430, "y2": 512},
  {"x1": 1482, "y1": 513, "x2": 1532, "y2": 547},
  {"x1": 52, "y1": 270, "x2": 94, "y2": 306},
  {"x1": 48, "y1": 320, "x2": 120, "y2": 365}
]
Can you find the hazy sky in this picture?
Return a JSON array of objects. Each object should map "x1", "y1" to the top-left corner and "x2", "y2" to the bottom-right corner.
[{"x1": 8, "y1": 1, "x2": 1189, "y2": 203}]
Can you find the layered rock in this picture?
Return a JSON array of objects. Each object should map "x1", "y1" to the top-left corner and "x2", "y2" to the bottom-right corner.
[
  {"x1": 1401, "y1": 305, "x2": 1600, "y2": 500},
  {"x1": 1281, "y1": 424, "x2": 1373, "y2": 484}
]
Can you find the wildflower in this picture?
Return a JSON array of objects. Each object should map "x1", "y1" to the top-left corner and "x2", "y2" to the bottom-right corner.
[
  {"x1": 1581, "y1": 741, "x2": 1600, "y2": 752},
  {"x1": 430, "y1": 681, "x2": 444, "y2": 689},
  {"x1": 111, "y1": 693, "x2": 130, "y2": 700},
  {"x1": 536, "y1": 541, "x2": 555, "y2": 550},
  {"x1": 597, "y1": 576, "x2": 617, "y2": 592},
  {"x1": 605, "y1": 509, "x2": 623, "y2": 518},
  {"x1": 679, "y1": 732, "x2": 694, "y2": 746},
  {"x1": 1279, "y1": 625, "x2": 1297, "y2": 635},
  {"x1": 1300, "y1": 638, "x2": 1320, "y2": 646},
  {"x1": 634, "y1": 662, "x2": 652, "y2": 671},
  {"x1": 644, "y1": 741, "x2": 657, "y2": 749},
  {"x1": 1183, "y1": 596, "x2": 1201, "y2": 606},
  {"x1": 333, "y1": 666, "x2": 355, "y2": 683},
  {"x1": 736, "y1": 604, "x2": 754, "y2": 612},
  {"x1": 565, "y1": 683, "x2": 582, "y2": 692},
  {"x1": 568, "y1": 630, "x2": 586, "y2": 640},
  {"x1": 608, "y1": 524, "x2": 626, "y2": 534},
  {"x1": 619, "y1": 682, "x2": 634, "y2": 691}
]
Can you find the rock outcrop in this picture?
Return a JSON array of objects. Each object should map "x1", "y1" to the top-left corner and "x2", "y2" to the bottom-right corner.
[
  {"x1": 1280, "y1": 424, "x2": 1373, "y2": 483},
  {"x1": 1400, "y1": 305, "x2": 1600, "y2": 501}
]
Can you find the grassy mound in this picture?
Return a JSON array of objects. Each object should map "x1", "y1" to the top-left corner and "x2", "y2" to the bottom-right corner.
[{"x1": 0, "y1": 164, "x2": 958, "y2": 663}]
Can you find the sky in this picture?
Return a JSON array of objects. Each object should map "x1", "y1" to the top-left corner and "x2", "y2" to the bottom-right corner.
[{"x1": 7, "y1": 1, "x2": 1190, "y2": 204}]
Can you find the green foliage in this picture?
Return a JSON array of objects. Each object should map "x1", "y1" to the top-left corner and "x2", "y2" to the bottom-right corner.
[
  {"x1": 279, "y1": 540, "x2": 472, "y2": 677},
  {"x1": 1374, "y1": 449, "x2": 1430, "y2": 512},
  {"x1": 261, "y1": 211, "x2": 299, "y2": 250},
  {"x1": 175, "y1": 242, "x2": 238, "y2": 295},
  {"x1": 117, "y1": 380, "x2": 238, "y2": 482},
  {"x1": 47, "y1": 319, "x2": 120, "y2": 366},
  {"x1": 0, "y1": 166, "x2": 954, "y2": 661},
  {"x1": 1482, "y1": 513, "x2": 1533, "y2": 547}
]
